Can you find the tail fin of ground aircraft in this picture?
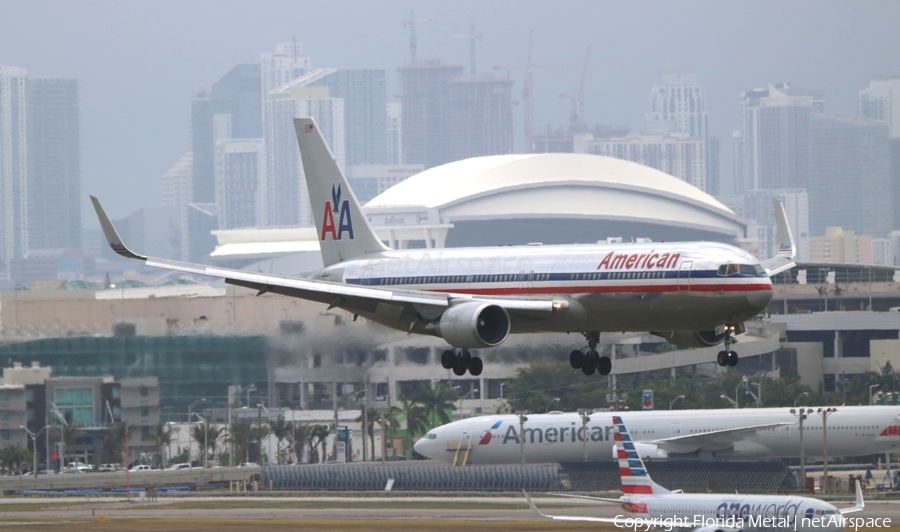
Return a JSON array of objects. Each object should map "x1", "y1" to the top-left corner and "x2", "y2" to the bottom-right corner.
[
  {"x1": 293, "y1": 117, "x2": 389, "y2": 267},
  {"x1": 760, "y1": 198, "x2": 797, "y2": 277},
  {"x1": 613, "y1": 416, "x2": 671, "y2": 495}
]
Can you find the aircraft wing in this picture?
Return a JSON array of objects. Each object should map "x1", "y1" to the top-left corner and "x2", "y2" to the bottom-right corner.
[
  {"x1": 90, "y1": 196, "x2": 561, "y2": 316},
  {"x1": 523, "y1": 491, "x2": 626, "y2": 524},
  {"x1": 651, "y1": 422, "x2": 794, "y2": 453},
  {"x1": 840, "y1": 480, "x2": 864, "y2": 515},
  {"x1": 761, "y1": 198, "x2": 797, "y2": 277}
]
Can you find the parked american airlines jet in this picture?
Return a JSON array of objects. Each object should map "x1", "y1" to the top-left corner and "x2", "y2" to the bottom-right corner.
[
  {"x1": 414, "y1": 406, "x2": 900, "y2": 463},
  {"x1": 91, "y1": 117, "x2": 795, "y2": 377},
  {"x1": 524, "y1": 415, "x2": 865, "y2": 531}
]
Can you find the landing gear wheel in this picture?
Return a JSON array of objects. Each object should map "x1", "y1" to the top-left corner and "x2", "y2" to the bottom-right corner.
[
  {"x1": 452, "y1": 360, "x2": 468, "y2": 376},
  {"x1": 468, "y1": 357, "x2": 483, "y2": 376},
  {"x1": 727, "y1": 350, "x2": 739, "y2": 367},
  {"x1": 581, "y1": 363, "x2": 596, "y2": 376},
  {"x1": 597, "y1": 356, "x2": 612, "y2": 376},
  {"x1": 587, "y1": 349, "x2": 600, "y2": 366},
  {"x1": 441, "y1": 350, "x2": 455, "y2": 369},
  {"x1": 569, "y1": 350, "x2": 584, "y2": 369},
  {"x1": 717, "y1": 351, "x2": 728, "y2": 367}
]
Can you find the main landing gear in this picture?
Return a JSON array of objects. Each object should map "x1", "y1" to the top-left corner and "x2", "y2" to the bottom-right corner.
[
  {"x1": 441, "y1": 349, "x2": 483, "y2": 376},
  {"x1": 568, "y1": 332, "x2": 612, "y2": 376},
  {"x1": 716, "y1": 324, "x2": 739, "y2": 367}
]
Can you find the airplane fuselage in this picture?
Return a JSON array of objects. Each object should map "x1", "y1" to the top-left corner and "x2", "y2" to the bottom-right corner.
[
  {"x1": 623, "y1": 492, "x2": 847, "y2": 532},
  {"x1": 315, "y1": 240, "x2": 772, "y2": 334},
  {"x1": 415, "y1": 406, "x2": 900, "y2": 464}
]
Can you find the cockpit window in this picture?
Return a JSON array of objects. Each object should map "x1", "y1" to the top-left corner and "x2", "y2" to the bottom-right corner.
[
  {"x1": 718, "y1": 263, "x2": 764, "y2": 276},
  {"x1": 424, "y1": 433, "x2": 437, "y2": 440}
]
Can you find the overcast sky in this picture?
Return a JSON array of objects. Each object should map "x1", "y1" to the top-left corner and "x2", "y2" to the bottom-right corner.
[{"x1": 2, "y1": 1, "x2": 899, "y2": 219}]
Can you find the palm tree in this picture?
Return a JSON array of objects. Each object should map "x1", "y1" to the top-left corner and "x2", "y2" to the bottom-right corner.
[
  {"x1": 816, "y1": 285, "x2": 828, "y2": 311},
  {"x1": 228, "y1": 419, "x2": 254, "y2": 465},
  {"x1": 399, "y1": 397, "x2": 428, "y2": 458},
  {"x1": 190, "y1": 423, "x2": 222, "y2": 466},
  {"x1": 269, "y1": 416, "x2": 291, "y2": 465},
  {"x1": 408, "y1": 382, "x2": 457, "y2": 428},
  {"x1": 355, "y1": 407, "x2": 379, "y2": 461},
  {"x1": 0, "y1": 445, "x2": 31, "y2": 475},
  {"x1": 376, "y1": 406, "x2": 401, "y2": 462},
  {"x1": 144, "y1": 421, "x2": 172, "y2": 469},
  {"x1": 291, "y1": 423, "x2": 312, "y2": 463},
  {"x1": 308, "y1": 424, "x2": 329, "y2": 464},
  {"x1": 103, "y1": 421, "x2": 134, "y2": 466}
]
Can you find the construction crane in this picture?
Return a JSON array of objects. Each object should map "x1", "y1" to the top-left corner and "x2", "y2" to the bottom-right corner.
[
  {"x1": 523, "y1": 30, "x2": 535, "y2": 152},
  {"x1": 571, "y1": 45, "x2": 592, "y2": 134},
  {"x1": 403, "y1": 10, "x2": 436, "y2": 65},
  {"x1": 451, "y1": 26, "x2": 482, "y2": 74}
]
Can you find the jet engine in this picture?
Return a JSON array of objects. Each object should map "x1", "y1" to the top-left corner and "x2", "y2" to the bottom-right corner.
[
  {"x1": 434, "y1": 302, "x2": 510, "y2": 349},
  {"x1": 651, "y1": 329, "x2": 727, "y2": 348},
  {"x1": 611, "y1": 442, "x2": 668, "y2": 460}
]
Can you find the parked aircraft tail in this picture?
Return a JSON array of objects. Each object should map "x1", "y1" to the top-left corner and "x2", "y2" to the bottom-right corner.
[
  {"x1": 761, "y1": 198, "x2": 797, "y2": 277},
  {"x1": 294, "y1": 117, "x2": 389, "y2": 267},
  {"x1": 613, "y1": 415, "x2": 671, "y2": 495}
]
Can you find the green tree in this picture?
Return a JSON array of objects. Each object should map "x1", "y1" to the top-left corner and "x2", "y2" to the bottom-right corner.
[
  {"x1": 0, "y1": 445, "x2": 31, "y2": 475},
  {"x1": 102, "y1": 421, "x2": 134, "y2": 465},
  {"x1": 505, "y1": 360, "x2": 609, "y2": 413},
  {"x1": 355, "y1": 407, "x2": 379, "y2": 461},
  {"x1": 376, "y1": 406, "x2": 401, "y2": 462},
  {"x1": 190, "y1": 423, "x2": 222, "y2": 466},
  {"x1": 399, "y1": 397, "x2": 428, "y2": 457},
  {"x1": 228, "y1": 419, "x2": 254, "y2": 465},
  {"x1": 816, "y1": 285, "x2": 829, "y2": 311},
  {"x1": 307, "y1": 425, "x2": 329, "y2": 464},
  {"x1": 407, "y1": 382, "x2": 457, "y2": 428},
  {"x1": 269, "y1": 416, "x2": 291, "y2": 465},
  {"x1": 291, "y1": 423, "x2": 311, "y2": 464},
  {"x1": 144, "y1": 421, "x2": 172, "y2": 468}
]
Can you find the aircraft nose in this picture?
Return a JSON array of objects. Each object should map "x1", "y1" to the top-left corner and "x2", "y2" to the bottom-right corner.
[
  {"x1": 413, "y1": 433, "x2": 436, "y2": 459},
  {"x1": 746, "y1": 284, "x2": 773, "y2": 310}
]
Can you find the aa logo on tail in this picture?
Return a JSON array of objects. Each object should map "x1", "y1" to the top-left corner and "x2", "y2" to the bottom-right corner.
[{"x1": 321, "y1": 184, "x2": 354, "y2": 241}]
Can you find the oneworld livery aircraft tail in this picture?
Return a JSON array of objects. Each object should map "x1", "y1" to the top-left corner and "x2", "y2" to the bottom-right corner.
[
  {"x1": 91, "y1": 117, "x2": 796, "y2": 377},
  {"x1": 524, "y1": 416, "x2": 866, "y2": 531}
]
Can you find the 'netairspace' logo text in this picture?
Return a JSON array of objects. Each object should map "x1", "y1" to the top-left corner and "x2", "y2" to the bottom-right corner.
[{"x1": 613, "y1": 515, "x2": 892, "y2": 531}]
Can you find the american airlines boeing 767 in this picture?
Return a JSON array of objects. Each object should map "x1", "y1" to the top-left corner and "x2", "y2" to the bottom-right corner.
[{"x1": 91, "y1": 117, "x2": 795, "y2": 377}]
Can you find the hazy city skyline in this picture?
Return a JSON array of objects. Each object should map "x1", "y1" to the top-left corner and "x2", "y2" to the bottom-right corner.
[{"x1": 2, "y1": 1, "x2": 899, "y2": 219}]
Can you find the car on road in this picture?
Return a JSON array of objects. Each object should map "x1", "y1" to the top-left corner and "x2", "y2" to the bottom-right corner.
[
  {"x1": 165, "y1": 463, "x2": 191, "y2": 471},
  {"x1": 128, "y1": 464, "x2": 154, "y2": 472}
]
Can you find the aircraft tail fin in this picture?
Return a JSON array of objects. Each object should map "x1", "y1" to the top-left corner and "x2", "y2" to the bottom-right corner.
[
  {"x1": 761, "y1": 198, "x2": 797, "y2": 277},
  {"x1": 293, "y1": 117, "x2": 388, "y2": 267},
  {"x1": 840, "y1": 480, "x2": 865, "y2": 514},
  {"x1": 613, "y1": 415, "x2": 671, "y2": 495}
]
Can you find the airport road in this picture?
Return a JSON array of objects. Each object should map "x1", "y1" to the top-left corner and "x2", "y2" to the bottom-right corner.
[{"x1": 0, "y1": 495, "x2": 899, "y2": 524}]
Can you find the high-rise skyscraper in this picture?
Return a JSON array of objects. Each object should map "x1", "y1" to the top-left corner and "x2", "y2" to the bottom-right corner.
[
  {"x1": 585, "y1": 133, "x2": 706, "y2": 191},
  {"x1": 736, "y1": 82, "x2": 823, "y2": 194},
  {"x1": 261, "y1": 42, "x2": 312, "y2": 105},
  {"x1": 0, "y1": 65, "x2": 28, "y2": 277},
  {"x1": 191, "y1": 64, "x2": 262, "y2": 204},
  {"x1": 160, "y1": 152, "x2": 192, "y2": 261},
  {"x1": 26, "y1": 78, "x2": 81, "y2": 252},
  {"x1": 859, "y1": 77, "x2": 900, "y2": 230},
  {"x1": 216, "y1": 139, "x2": 266, "y2": 229},
  {"x1": 645, "y1": 73, "x2": 710, "y2": 193},
  {"x1": 398, "y1": 61, "x2": 513, "y2": 168},
  {"x1": 265, "y1": 69, "x2": 345, "y2": 227},
  {"x1": 808, "y1": 113, "x2": 891, "y2": 237},
  {"x1": 386, "y1": 102, "x2": 402, "y2": 165},
  {"x1": 859, "y1": 78, "x2": 900, "y2": 138},
  {"x1": 310, "y1": 69, "x2": 387, "y2": 166}
]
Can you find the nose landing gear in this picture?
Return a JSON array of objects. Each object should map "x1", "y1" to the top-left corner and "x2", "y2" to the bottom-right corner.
[
  {"x1": 716, "y1": 324, "x2": 739, "y2": 367},
  {"x1": 568, "y1": 332, "x2": 612, "y2": 376},
  {"x1": 441, "y1": 349, "x2": 483, "y2": 376}
]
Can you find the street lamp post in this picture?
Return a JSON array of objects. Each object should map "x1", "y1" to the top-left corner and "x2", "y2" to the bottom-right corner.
[
  {"x1": 870, "y1": 384, "x2": 880, "y2": 405},
  {"x1": 258, "y1": 403, "x2": 271, "y2": 464},
  {"x1": 48, "y1": 402, "x2": 67, "y2": 471},
  {"x1": 818, "y1": 407, "x2": 837, "y2": 493},
  {"x1": 578, "y1": 410, "x2": 591, "y2": 461},
  {"x1": 192, "y1": 413, "x2": 208, "y2": 469},
  {"x1": 794, "y1": 392, "x2": 809, "y2": 408},
  {"x1": 518, "y1": 412, "x2": 529, "y2": 465},
  {"x1": 790, "y1": 408, "x2": 812, "y2": 489},
  {"x1": 20, "y1": 425, "x2": 49, "y2": 478},
  {"x1": 188, "y1": 398, "x2": 207, "y2": 470},
  {"x1": 745, "y1": 390, "x2": 760, "y2": 407},
  {"x1": 719, "y1": 394, "x2": 738, "y2": 408},
  {"x1": 749, "y1": 382, "x2": 762, "y2": 407},
  {"x1": 545, "y1": 397, "x2": 560, "y2": 413},
  {"x1": 457, "y1": 389, "x2": 479, "y2": 418},
  {"x1": 669, "y1": 395, "x2": 685, "y2": 410}
]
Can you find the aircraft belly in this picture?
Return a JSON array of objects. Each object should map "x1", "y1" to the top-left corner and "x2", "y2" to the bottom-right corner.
[{"x1": 577, "y1": 292, "x2": 755, "y2": 331}]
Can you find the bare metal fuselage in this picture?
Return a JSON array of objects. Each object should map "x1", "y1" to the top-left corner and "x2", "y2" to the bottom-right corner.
[{"x1": 314, "y1": 240, "x2": 773, "y2": 335}]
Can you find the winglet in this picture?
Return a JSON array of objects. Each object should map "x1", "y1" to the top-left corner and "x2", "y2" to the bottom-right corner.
[
  {"x1": 89, "y1": 196, "x2": 146, "y2": 260},
  {"x1": 523, "y1": 490, "x2": 547, "y2": 518},
  {"x1": 761, "y1": 198, "x2": 796, "y2": 277},
  {"x1": 840, "y1": 480, "x2": 865, "y2": 515}
]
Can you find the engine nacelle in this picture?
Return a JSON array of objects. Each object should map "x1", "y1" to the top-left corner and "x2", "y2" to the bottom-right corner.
[
  {"x1": 434, "y1": 302, "x2": 510, "y2": 349},
  {"x1": 652, "y1": 329, "x2": 727, "y2": 348},
  {"x1": 612, "y1": 442, "x2": 668, "y2": 460}
]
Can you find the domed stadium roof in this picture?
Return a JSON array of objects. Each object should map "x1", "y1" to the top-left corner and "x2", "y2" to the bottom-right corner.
[{"x1": 365, "y1": 153, "x2": 744, "y2": 242}]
